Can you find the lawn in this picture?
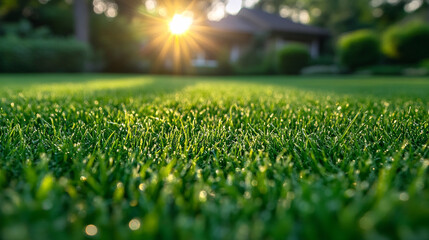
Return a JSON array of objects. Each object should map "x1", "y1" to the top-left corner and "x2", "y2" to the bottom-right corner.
[{"x1": 0, "y1": 74, "x2": 428, "y2": 240}]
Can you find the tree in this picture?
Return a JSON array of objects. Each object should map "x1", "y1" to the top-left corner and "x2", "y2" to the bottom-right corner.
[
  {"x1": 0, "y1": 0, "x2": 75, "y2": 36},
  {"x1": 73, "y1": 0, "x2": 89, "y2": 43}
]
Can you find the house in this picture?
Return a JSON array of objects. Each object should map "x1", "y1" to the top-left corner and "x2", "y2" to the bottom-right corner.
[{"x1": 191, "y1": 8, "x2": 330, "y2": 68}]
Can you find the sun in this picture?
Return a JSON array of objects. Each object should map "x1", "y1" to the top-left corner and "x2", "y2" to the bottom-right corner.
[
  {"x1": 140, "y1": 6, "x2": 218, "y2": 74},
  {"x1": 169, "y1": 13, "x2": 193, "y2": 35}
]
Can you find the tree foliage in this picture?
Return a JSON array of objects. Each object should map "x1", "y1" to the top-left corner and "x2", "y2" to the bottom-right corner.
[{"x1": 256, "y1": 0, "x2": 428, "y2": 36}]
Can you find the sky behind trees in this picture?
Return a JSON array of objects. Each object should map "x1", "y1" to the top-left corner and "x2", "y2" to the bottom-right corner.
[{"x1": 1, "y1": 0, "x2": 428, "y2": 40}]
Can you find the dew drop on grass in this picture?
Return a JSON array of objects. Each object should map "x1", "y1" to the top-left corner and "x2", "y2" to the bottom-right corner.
[
  {"x1": 130, "y1": 200, "x2": 138, "y2": 207},
  {"x1": 129, "y1": 218, "x2": 141, "y2": 231},
  {"x1": 199, "y1": 190, "x2": 207, "y2": 202},
  {"x1": 244, "y1": 191, "x2": 251, "y2": 199},
  {"x1": 85, "y1": 224, "x2": 98, "y2": 236},
  {"x1": 399, "y1": 192, "x2": 409, "y2": 201},
  {"x1": 359, "y1": 215, "x2": 374, "y2": 230},
  {"x1": 344, "y1": 189, "x2": 355, "y2": 198}
]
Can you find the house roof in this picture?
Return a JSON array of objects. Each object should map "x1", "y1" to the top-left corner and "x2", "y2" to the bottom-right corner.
[
  {"x1": 208, "y1": 14, "x2": 260, "y2": 34},
  {"x1": 208, "y1": 8, "x2": 330, "y2": 37}
]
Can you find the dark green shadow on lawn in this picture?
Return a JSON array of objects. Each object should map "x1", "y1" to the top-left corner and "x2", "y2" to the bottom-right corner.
[{"x1": 1, "y1": 74, "x2": 428, "y2": 101}]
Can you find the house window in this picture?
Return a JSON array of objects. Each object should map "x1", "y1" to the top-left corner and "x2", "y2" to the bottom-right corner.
[
  {"x1": 230, "y1": 45, "x2": 240, "y2": 63},
  {"x1": 310, "y1": 40, "x2": 319, "y2": 58},
  {"x1": 192, "y1": 51, "x2": 218, "y2": 68}
]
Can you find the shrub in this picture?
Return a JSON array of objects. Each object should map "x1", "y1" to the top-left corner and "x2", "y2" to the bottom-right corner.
[
  {"x1": 420, "y1": 59, "x2": 429, "y2": 70},
  {"x1": 0, "y1": 37, "x2": 90, "y2": 73},
  {"x1": 310, "y1": 55, "x2": 335, "y2": 66},
  {"x1": 235, "y1": 34, "x2": 278, "y2": 75},
  {"x1": 216, "y1": 49, "x2": 234, "y2": 75},
  {"x1": 402, "y1": 67, "x2": 428, "y2": 76},
  {"x1": 193, "y1": 50, "x2": 233, "y2": 76},
  {"x1": 235, "y1": 43, "x2": 268, "y2": 74},
  {"x1": 383, "y1": 22, "x2": 429, "y2": 64},
  {"x1": 338, "y1": 30, "x2": 380, "y2": 71},
  {"x1": 357, "y1": 65, "x2": 406, "y2": 75},
  {"x1": 301, "y1": 65, "x2": 341, "y2": 75},
  {"x1": 277, "y1": 44, "x2": 310, "y2": 75}
]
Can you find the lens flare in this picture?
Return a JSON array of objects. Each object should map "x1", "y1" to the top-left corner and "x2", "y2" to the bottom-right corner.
[
  {"x1": 139, "y1": 2, "x2": 221, "y2": 74},
  {"x1": 169, "y1": 13, "x2": 193, "y2": 35}
]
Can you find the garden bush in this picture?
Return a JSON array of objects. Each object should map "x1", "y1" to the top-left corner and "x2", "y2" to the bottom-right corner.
[
  {"x1": 0, "y1": 37, "x2": 90, "y2": 72},
  {"x1": 234, "y1": 34, "x2": 282, "y2": 75},
  {"x1": 301, "y1": 65, "x2": 341, "y2": 75},
  {"x1": 309, "y1": 55, "x2": 335, "y2": 66},
  {"x1": 235, "y1": 35, "x2": 271, "y2": 75},
  {"x1": 192, "y1": 50, "x2": 231, "y2": 76},
  {"x1": 358, "y1": 64, "x2": 407, "y2": 75},
  {"x1": 277, "y1": 44, "x2": 310, "y2": 75},
  {"x1": 420, "y1": 59, "x2": 429, "y2": 70},
  {"x1": 213, "y1": 49, "x2": 233, "y2": 75},
  {"x1": 338, "y1": 30, "x2": 380, "y2": 71},
  {"x1": 383, "y1": 22, "x2": 429, "y2": 64}
]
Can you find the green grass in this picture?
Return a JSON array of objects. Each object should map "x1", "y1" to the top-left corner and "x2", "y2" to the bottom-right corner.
[{"x1": 0, "y1": 74, "x2": 428, "y2": 240}]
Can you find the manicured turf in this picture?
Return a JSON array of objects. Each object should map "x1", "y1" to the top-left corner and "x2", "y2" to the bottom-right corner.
[{"x1": 0, "y1": 75, "x2": 428, "y2": 240}]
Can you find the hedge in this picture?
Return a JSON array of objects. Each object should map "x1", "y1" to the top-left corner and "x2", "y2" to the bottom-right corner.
[
  {"x1": 338, "y1": 30, "x2": 380, "y2": 71},
  {"x1": 382, "y1": 22, "x2": 429, "y2": 64},
  {"x1": 0, "y1": 37, "x2": 90, "y2": 73},
  {"x1": 277, "y1": 44, "x2": 310, "y2": 75}
]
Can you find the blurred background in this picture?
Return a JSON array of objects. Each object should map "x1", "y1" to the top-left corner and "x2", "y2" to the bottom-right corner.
[{"x1": 0, "y1": 0, "x2": 428, "y2": 75}]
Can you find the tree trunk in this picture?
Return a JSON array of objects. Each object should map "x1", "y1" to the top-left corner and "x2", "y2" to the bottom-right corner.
[
  {"x1": 73, "y1": 0, "x2": 89, "y2": 43},
  {"x1": 427, "y1": 6, "x2": 429, "y2": 22}
]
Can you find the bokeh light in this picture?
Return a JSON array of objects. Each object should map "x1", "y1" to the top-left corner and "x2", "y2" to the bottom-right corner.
[
  {"x1": 85, "y1": 224, "x2": 98, "y2": 236},
  {"x1": 129, "y1": 218, "x2": 141, "y2": 231}
]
